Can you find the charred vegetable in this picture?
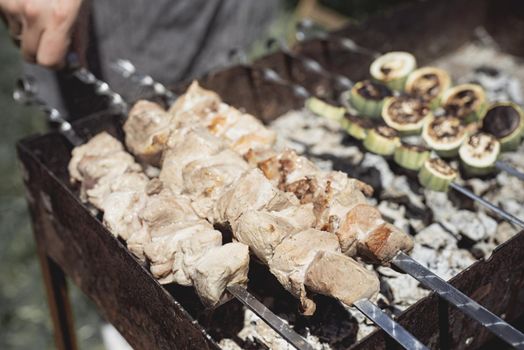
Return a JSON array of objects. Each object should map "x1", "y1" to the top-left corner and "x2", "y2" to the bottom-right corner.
[
  {"x1": 306, "y1": 97, "x2": 346, "y2": 122},
  {"x1": 441, "y1": 84, "x2": 487, "y2": 123},
  {"x1": 343, "y1": 114, "x2": 374, "y2": 140},
  {"x1": 370, "y1": 51, "x2": 417, "y2": 91},
  {"x1": 405, "y1": 67, "x2": 451, "y2": 109},
  {"x1": 481, "y1": 102, "x2": 524, "y2": 152},
  {"x1": 422, "y1": 116, "x2": 467, "y2": 158},
  {"x1": 394, "y1": 143, "x2": 430, "y2": 171},
  {"x1": 459, "y1": 132, "x2": 500, "y2": 176},
  {"x1": 347, "y1": 80, "x2": 393, "y2": 118},
  {"x1": 363, "y1": 125, "x2": 400, "y2": 156},
  {"x1": 382, "y1": 96, "x2": 432, "y2": 135},
  {"x1": 418, "y1": 158, "x2": 457, "y2": 192}
]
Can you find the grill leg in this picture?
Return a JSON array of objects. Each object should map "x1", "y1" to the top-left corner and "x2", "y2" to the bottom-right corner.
[{"x1": 36, "y1": 246, "x2": 79, "y2": 350}]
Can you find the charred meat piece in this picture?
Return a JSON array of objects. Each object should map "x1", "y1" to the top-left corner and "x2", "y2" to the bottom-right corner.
[{"x1": 124, "y1": 100, "x2": 172, "y2": 166}]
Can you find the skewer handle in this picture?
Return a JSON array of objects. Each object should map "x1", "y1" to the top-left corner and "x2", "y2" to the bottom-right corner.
[
  {"x1": 393, "y1": 252, "x2": 524, "y2": 349},
  {"x1": 354, "y1": 299, "x2": 429, "y2": 350},
  {"x1": 64, "y1": 53, "x2": 128, "y2": 115},
  {"x1": 295, "y1": 19, "x2": 381, "y2": 58},
  {"x1": 256, "y1": 66, "x2": 311, "y2": 99},
  {"x1": 13, "y1": 78, "x2": 83, "y2": 146},
  {"x1": 226, "y1": 285, "x2": 315, "y2": 350},
  {"x1": 111, "y1": 59, "x2": 177, "y2": 106},
  {"x1": 495, "y1": 160, "x2": 524, "y2": 182},
  {"x1": 449, "y1": 182, "x2": 524, "y2": 229}
]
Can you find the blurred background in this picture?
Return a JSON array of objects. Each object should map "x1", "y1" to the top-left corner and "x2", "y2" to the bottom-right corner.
[{"x1": 0, "y1": 1, "x2": 412, "y2": 349}]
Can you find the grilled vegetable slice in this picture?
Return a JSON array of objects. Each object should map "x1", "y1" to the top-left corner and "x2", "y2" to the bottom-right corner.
[
  {"x1": 418, "y1": 158, "x2": 457, "y2": 192},
  {"x1": 382, "y1": 96, "x2": 432, "y2": 135},
  {"x1": 405, "y1": 67, "x2": 451, "y2": 109},
  {"x1": 441, "y1": 84, "x2": 487, "y2": 123},
  {"x1": 459, "y1": 132, "x2": 500, "y2": 176},
  {"x1": 343, "y1": 114, "x2": 374, "y2": 140},
  {"x1": 347, "y1": 80, "x2": 392, "y2": 118},
  {"x1": 370, "y1": 51, "x2": 417, "y2": 91},
  {"x1": 394, "y1": 143, "x2": 430, "y2": 171},
  {"x1": 363, "y1": 125, "x2": 400, "y2": 156},
  {"x1": 422, "y1": 116, "x2": 466, "y2": 158},
  {"x1": 481, "y1": 102, "x2": 524, "y2": 152},
  {"x1": 306, "y1": 97, "x2": 346, "y2": 122}
]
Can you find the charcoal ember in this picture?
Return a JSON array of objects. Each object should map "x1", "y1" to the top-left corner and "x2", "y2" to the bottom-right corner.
[
  {"x1": 377, "y1": 201, "x2": 406, "y2": 223},
  {"x1": 466, "y1": 65, "x2": 524, "y2": 103},
  {"x1": 409, "y1": 218, "x2": 426, "y2": 233},
  {"x1": 471, "y1": 241, "x2": 497, "y2": 259},
  {"x1": 237, "y1": 309, "x2": 327, "y2": 350},
  {"x1": 495, "y1": 221, "x2": 520, "y2": 245},
  {"x1": 415, "y1": 223, "x2": 457, "y2": 250},
  {"x1": 381, "y1": 176, "x2": 426, "y2": 213},
  {"x1": 446, "y1": 210, "x2": 496, "y2": 242},
  {"x1": 377, "y1": 201, "x2": 410, "y2": 233},
  {"x1": 464, "y1": 177, "x2": 494, "y2": 196},
  {"x1": 381, "y1": 274, "x2": 430, "y2": 310},
  {"x1": 218, "y1": 339, "x2": 243, "y2": 350},
  {"x1": 345, "y1": 307, "x2": 378, "y2": 341},
  {"x1": 358, "y1": 154, "x2": 394, "y2": 191}
]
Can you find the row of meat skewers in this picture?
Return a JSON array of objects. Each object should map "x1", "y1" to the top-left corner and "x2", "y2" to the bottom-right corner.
[{"x1": 69, "y1": 82, "x2": 414, "y2": 315}]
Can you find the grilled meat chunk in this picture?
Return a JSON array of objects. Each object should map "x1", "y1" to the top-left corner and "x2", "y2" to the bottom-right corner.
[
  {"x1": 192, "y1": 242, "x2": 250, "y2": 307},
  {"x1": 269, "y1": 229, "x2": 341, "y2": 315},
  {"x1": 304, "y1": 251, "x2": 379, "y2": 306},
  {"x1": 124, "y1": 100, "x2": 172, "y2": 166}
]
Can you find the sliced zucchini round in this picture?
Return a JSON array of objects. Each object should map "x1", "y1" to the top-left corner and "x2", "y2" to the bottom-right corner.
[
  {"x1": 405, "y1": 67, "x2": 451, "y2": 109},
  {"x1": 348, "y1": 80, "x2": 392, "y2": 118},
  {"x1": 418, "y1": 158, "x2": 457, "y2": 192},
  {"x1": 306, "y1": 97, "x2": 346, "y2": 122},
  {"x1": 343, "y1": 114, "x2": 374, "y2": 140},
  {"x1": 459, "y1": 132, "x2": 500, "y2": 176},
  {"x1": 382, "y1": 96, "x2": 432, "y2": 135},
  {"x1": 441, "y1": 84, "x2": 487, "y2": 123},
  {"x1": 370, "y1": 51, "x2": 417, "y2": 91},
  {"x1": 394, "y1": 142, "x2": 430, "y2": 171},
  {"x1": 363, "y1": 125, "x2": 400, "y2": 156},
  {"x1": 481, "y1": 102, "x2": 524, "y2": 152},
  {"x1": 422, "y1": 116, "x2": 467, "y2": 158}
]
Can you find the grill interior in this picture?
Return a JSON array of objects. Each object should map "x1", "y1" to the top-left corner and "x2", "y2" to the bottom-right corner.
[{"x1": 17, "y1": 0, "x2": 524, "y2": 349}]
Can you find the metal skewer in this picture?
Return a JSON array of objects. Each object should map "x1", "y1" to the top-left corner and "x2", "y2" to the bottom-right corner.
[
  {"x1": 13, "y1": 78, "x2": 82, "y2": 146},
  {"x1": 111, "y1": 59, "x2": 177, "y2": 105},
  {"x1": 495, "y1": 160, "x2": 524, "y2": 182},
  {"x1": 296, "y1": 19, "x2": 382, "y2": 58},
  {"x1": 392, "y1": 252, "x2": 524, "y2": 349},
  {"x1": 353, "y1": 299, "x2": 428, "y2": 350},
  {"x1": 227, "y1": 285, "x2": 314, "y2": 350},
  {"x1": 449, "y1": 182, "x2": 524, "y2": 229}
]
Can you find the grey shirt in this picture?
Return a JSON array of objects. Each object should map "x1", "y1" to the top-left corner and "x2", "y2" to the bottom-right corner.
[{"x1": 92, "y1": 0, "x2": 279, "y2": 99}]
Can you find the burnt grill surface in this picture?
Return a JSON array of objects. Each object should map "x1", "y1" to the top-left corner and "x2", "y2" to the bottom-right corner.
[{"x1": 17, "y1": 0, "x2": 524, "y2": 348}]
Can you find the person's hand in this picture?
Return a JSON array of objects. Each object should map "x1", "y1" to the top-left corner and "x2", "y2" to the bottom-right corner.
[{"x1": 0, "y1": 0, "x2": 86, "y2": 68}]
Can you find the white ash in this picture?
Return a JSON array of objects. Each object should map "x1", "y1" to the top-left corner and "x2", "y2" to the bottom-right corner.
[{"x1": 237, "y1": 309, "x2": 328, "y2": 350}]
